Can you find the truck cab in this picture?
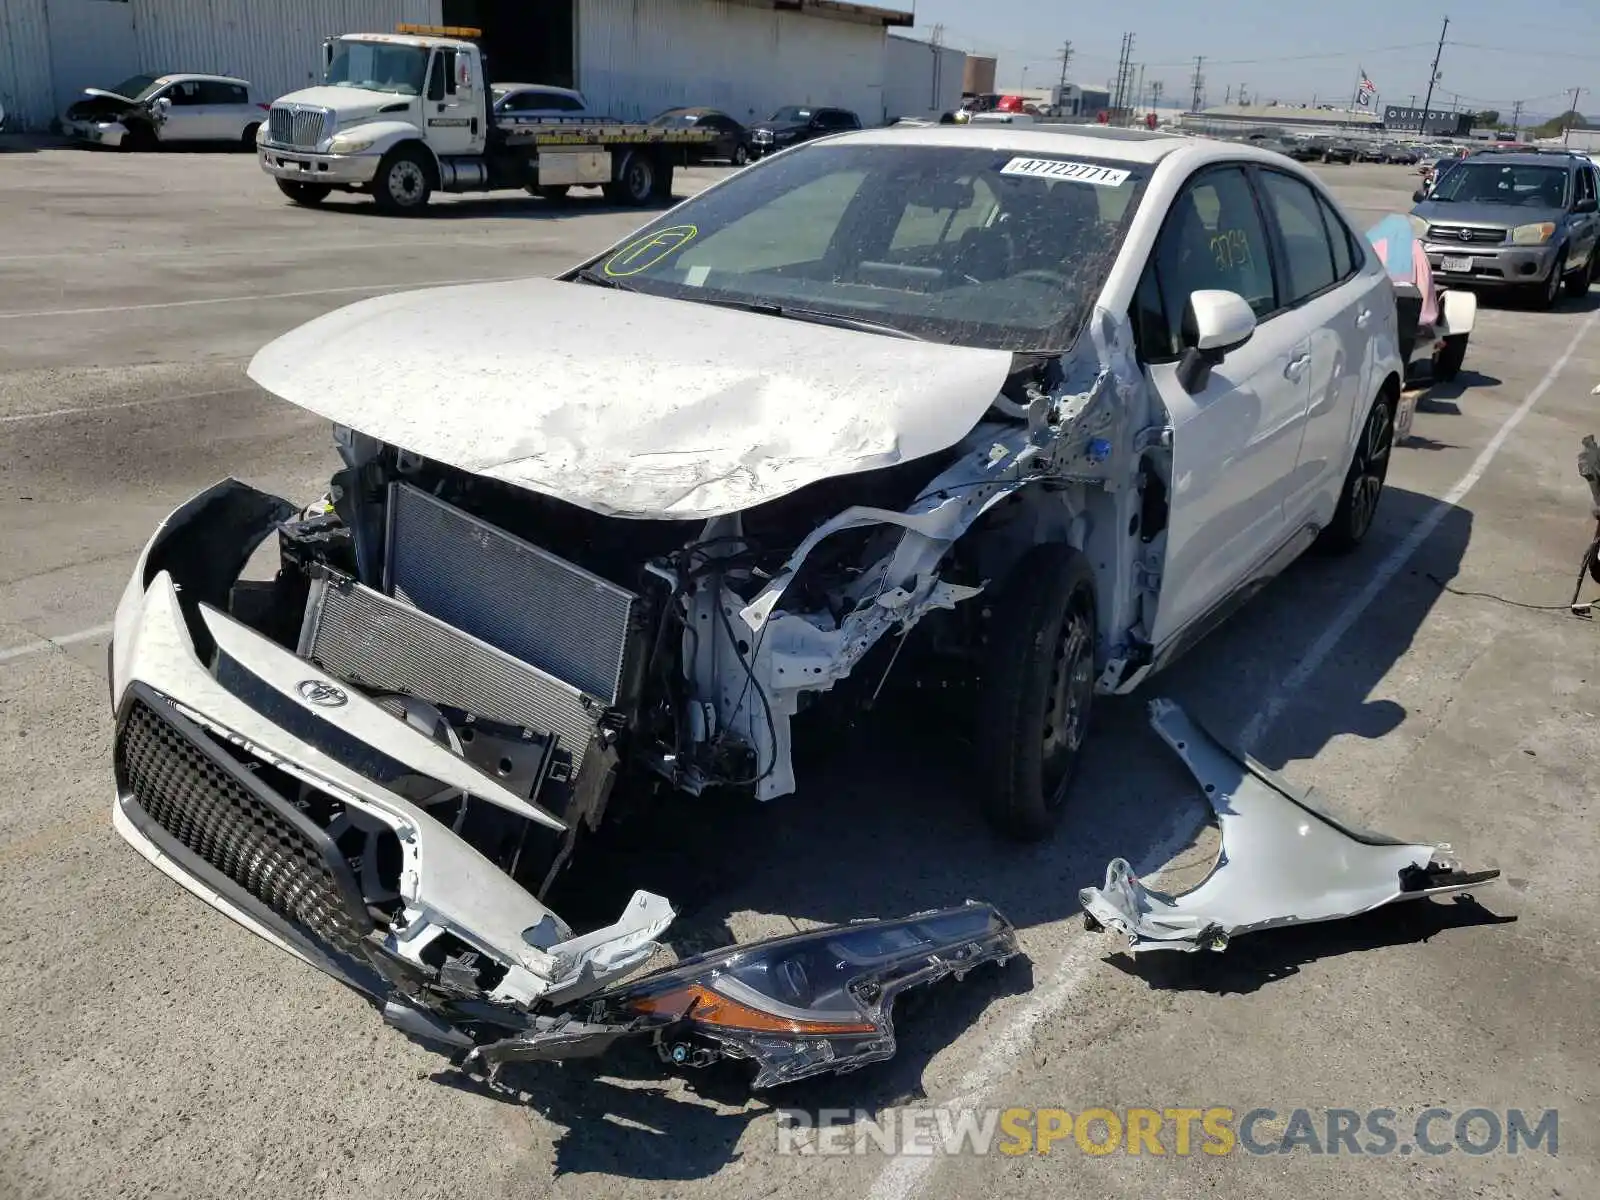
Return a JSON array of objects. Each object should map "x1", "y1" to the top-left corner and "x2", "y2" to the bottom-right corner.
[{"x1": 259, "y1": 24, "x2": 711, "y2": 214}]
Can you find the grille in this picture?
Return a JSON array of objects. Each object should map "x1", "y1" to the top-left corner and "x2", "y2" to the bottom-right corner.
[
  {"x1": 268, "y1": 104, "x2": 327, "y2": 149},
  {"x1": 116, "y1": 696, "x2": 370, "y2": 958},
  {"x1": 299, "y1": 575, "x2": 600, "y2": 775},
  {"x1": 1427, "y1": 225, "x2": 1506, "y2": 245},
  {"x1": 385, "y1": 484, "x2": 636, "y2": 704}
]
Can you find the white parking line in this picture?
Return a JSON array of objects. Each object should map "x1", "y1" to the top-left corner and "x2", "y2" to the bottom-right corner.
[
  {"x1": 0, "y1": 623, "x2": 114, "y2": 665},
  {"x1": 0, "y1": 388, "x2": 243, "y2": 425},
  {"x1": 0, "y1": 276, "x2": 521, "y2": 320},
  {"x1": 866, "y1": 309, "x2": 1599, "y2": 1200}
]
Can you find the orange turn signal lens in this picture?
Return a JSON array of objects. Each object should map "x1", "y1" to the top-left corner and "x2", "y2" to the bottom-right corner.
[{"x1": 630, "y1": 984, "x2": 876, "y2": 1035}]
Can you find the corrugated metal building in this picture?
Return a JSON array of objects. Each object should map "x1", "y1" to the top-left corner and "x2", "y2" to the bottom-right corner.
[
  {"x1": 883, "y1": 31, "x2": 963, "y2": 123},
  {"x1": 0, "y1": 0, "x2": 910, "y2": 131}
]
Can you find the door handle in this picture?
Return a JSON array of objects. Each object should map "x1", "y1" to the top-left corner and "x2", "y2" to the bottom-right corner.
[
  {"x1": 1355, "y1": 308, "x2": 1371, "y2": 328},
  {"x1": 1284, "y1": 353, "x2": 1310, "y2": 378}
]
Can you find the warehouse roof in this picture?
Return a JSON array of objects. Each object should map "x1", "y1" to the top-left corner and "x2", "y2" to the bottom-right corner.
[{"x1": 739, "y1": 0, "x2": 913, "y2": 27}]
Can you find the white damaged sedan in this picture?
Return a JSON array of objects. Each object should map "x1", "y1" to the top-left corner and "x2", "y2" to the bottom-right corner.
[{"x1": 108, "y1": 125, "x2": 1404, "y2": 1083}]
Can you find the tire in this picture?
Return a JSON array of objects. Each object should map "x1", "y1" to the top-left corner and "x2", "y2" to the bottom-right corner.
[
  {"x1": 276, "y1": 179, "x2": 331, "y2": 207},
  {"x1": 372, "y1": 144, "x2": 433, "y2": 215},
  {"x1": 530, "y1": 184, "x2": 570, "y2": 202},
  {"x1": 732, "y1": 143, "x2": 750, "y2": 166},
  {"x1": 602, "y1": 150, "x2": 655, "y2": 206},
  {"x1": 241, "y1": 123, "x2": 260, "y2": 151},
  {"x1": 1564, "y1": 251, "x2": 1593, "y2": 299},
  {"x1": 124, "y1": 123, "x2": 157, "y2": 153},
  {"x1": 1530, "y1": 247, "x2": 1567, "y2": 310},
  {"x1": 973, "y1": 543, "x2": 1099, "y2": 842},
  {"x1": 1318, "y1": 392, "x2": 1394, "y2": 553},
  {"x1": 1433, "y1": 333, "x2": 1468, "y2": 382}
]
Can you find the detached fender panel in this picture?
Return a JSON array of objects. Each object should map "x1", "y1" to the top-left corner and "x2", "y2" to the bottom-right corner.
[{"x1": 1080, "y1": 698, "x2": 1499, "y2": 953}]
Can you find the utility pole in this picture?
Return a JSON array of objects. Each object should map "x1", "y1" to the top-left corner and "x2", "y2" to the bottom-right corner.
[
  {"x1": 1190, "y1": 56, "x2": 1204, "y2": 113},
  {"x1": 1150, "y1": 80, "x2": 1163, "y2": 112},
  {"x1": 1136, "y1": 63, "x2": 1145, "y2": 115},
  {"x1": 1511, "y1": 99, "x2": 1524, "y2": 138},
  {"x1": 1057, "y1": 40, "x2": 1073, "y2": 93},
  {"x1": 1110, "y1": 33, "x2": 1135, "y2": 125},
  {"x1": 1418, "y1": 14, "x2": 1449, "y2": 136},
  {"x1": 928, "y1": 23, "x2": 944, "y2": 110},
  {"x1": 1564, "y1": 87, "x2": 1589, "y2": 143},
  {"x1": 1239, "y1": 82, "x2": 1247, "y2": 107},
  {"x1": 1224, "y1": 84, "x2": 1232, "y2": 105}
]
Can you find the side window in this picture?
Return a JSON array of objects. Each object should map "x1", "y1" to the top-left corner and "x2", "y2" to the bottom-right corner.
[
  {"x1": 1145, "y1": 165, "x2": 1277, "y2": 358},
  {"x1": 426, "y1": 54, "x2": 446, "y2": 102},
  {"x1": 1319, "y1": 194, "x2": 1355, "y2": 281},
  {"x1": 1257, "y1": 170, "x2": 1337, "y2": 304},
  {"x1": 227, "y1": 84, "x2": 248, "y2": 105},
  {"x1": 554, "y1": 93, "x2": 584, "y2": 112},
  {"x1": 1577, "y1": 167, "x2": 1596, "y2": 207},
  {"x1": 167, "y1": 81, "x2": 203, "y2": 106},
  {"x1": 441, "y1": 50, "x2": 457, "y2": 96}
]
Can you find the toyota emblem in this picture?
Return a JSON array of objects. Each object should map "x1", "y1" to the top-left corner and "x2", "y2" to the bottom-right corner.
[
  {"x1": 296, "y1": 679, "x2": 348, "y2": 707},
  {"x1": 1457, "y1": 229, "x2": 1473, "y2": 242}
]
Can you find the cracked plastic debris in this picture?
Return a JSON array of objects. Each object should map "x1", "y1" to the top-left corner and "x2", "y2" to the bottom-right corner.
[
  {"x1": 1078, "y1": 699, "x2": 1500, "y2": 954},
  {"x1": 463, "y1": 901, "x2": 1019, "y2": 1089}
]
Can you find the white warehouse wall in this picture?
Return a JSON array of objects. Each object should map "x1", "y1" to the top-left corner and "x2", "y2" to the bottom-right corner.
[
  {"x1": 884, "y1": 32, "x2": 963, "y2": 122},
  {"x1": 0, "y1": 0, "x2": 442, "y2": 130},
  {"x1": 577, "y1": 0, "x2": 889, "y2": 126}
]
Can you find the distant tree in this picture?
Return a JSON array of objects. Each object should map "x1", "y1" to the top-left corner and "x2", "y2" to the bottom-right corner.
[
  {"x1": 1532, "y1": 110, "x2": 1590, "y2": 138},
  {"x1": 1474, "y1": 109, "x2": 1500, "y2": 126}
]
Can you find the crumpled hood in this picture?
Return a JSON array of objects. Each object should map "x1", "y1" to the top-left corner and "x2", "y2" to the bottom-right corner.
[{"x1": 246, "y1": 278, "x2": 1014, "y2": 520}]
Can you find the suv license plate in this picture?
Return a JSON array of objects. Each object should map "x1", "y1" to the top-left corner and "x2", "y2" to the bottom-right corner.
[{"x1": 1441, "y1": 255, "x2": 1473, "y2": 274}]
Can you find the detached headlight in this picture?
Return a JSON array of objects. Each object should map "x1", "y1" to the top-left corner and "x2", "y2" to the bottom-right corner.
[
  {"x1": 328, "y1": 133, "x2": 375, "y2": 154},
  {"x1": 615, "y1": 902, "x2": 1017, "y2": 1087},
  {"x1": 1511, "y1": 221, "x2": 1557, "y2": 246}
]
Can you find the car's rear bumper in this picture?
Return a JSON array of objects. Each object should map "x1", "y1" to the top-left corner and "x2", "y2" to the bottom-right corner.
[{"x1": 259, "y1": 145, "x2": 378, "y2": 185}]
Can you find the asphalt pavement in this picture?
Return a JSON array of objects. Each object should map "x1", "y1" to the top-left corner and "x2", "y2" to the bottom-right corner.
[{"x1": 0, "y1": 149, "x2": 1596, "y2": 1200}]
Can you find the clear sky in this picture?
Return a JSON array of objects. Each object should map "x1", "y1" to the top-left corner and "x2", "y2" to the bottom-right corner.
[{"x1": 900, "y1": 0, "x2": 1600, "y2": 121}]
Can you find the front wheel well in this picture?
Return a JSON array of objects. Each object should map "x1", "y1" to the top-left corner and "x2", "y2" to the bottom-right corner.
[{"x1": 380, "y1": 139, "x2": 439, "y2": 186}]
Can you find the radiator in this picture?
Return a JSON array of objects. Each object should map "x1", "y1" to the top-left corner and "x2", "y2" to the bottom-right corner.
[
  {"x1": 383, "y1": 483, "x2": 636, "y2": 704},
  {"x1": 297, "y1": 574, "x2": 600, "y2": 778}
]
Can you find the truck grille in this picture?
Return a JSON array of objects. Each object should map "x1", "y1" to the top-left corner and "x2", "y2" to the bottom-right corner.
[
  {"x1": 385, "y1": 484, "x2": 637, "y2": 705},
  {"x1": 268, "y1": 104, "x2": 327, "y2": 149},
  {"x1": 115, "y1": 693, "x2": 371, "y2": 959},
  {"x1": 1427, "y1": 225, "x2": 1506, "y2": 245}
]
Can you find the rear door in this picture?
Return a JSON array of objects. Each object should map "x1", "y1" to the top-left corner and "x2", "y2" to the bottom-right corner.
[
  {"x1": 1253, "y1": 166, "x2": 1376, "y2": 527},
  {"x1": 194, "y1": 80, "x2": 249, "y2": 139},
  {"x1": 1139, "y1": 164, "x2": 1312, "y2": 649}
]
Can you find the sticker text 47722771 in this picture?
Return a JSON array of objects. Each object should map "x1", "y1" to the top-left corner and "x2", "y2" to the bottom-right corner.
[{"x1": 999, "y1": 157, "x2": 1133, "y2": 188}]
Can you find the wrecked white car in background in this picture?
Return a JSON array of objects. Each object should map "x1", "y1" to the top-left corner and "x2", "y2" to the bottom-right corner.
[{"x1": 112, "y1": 126, "x2": 1431, "y2": 1083}]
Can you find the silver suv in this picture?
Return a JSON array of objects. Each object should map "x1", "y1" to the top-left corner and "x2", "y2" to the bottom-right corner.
[{"x1": 1411, "y1": 150, "x2": 1600, "y2": 308}]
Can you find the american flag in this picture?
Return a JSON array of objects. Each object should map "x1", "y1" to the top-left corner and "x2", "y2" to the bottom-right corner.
[{"x1": 1358, "y1": 69, "x2": 1378, "y2": 95}]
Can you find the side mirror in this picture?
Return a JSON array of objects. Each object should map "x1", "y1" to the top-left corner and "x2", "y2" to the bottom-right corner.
[
  {"x1": 1412, "y1": 189, "x2": 1426, "y2": 202},
  {"x1": 1176, "y1": 290, "x2": 1256, "y2": 393},
  {"x1": 1576, "y1": 197, "x2": 1598, "y2": 214},
  {"x1": 322, "y1": 40, "x2": 334, "y2": 71}
]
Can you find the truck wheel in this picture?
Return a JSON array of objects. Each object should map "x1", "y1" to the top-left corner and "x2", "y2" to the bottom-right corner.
[
  {"x1": 530, "y1": 184, "x2": 570, "y2": 202},
  {"x1": 276, "y1": 179, "x2": 331, "y2": 207},
  {"x1": 373, "y1": 145, "x2": 433, "y2": 215},
  {"x1": 973, "y1": 543, "x2": 1098, "y2": 842},
  {"x1": 603, "y1": 151, "x2": 655, "y2": 206},
  {"x1": 1433, "y1": 333, "x2": 1468, "y2": 382},
  {"x1": 1318, "y1": 391, "x2": 1393, "y2": 553}
]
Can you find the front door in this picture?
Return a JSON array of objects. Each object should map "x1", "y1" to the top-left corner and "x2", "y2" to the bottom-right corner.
[
  {"x1": 1137, "y1": 164, "x2": 1312, "y2": 649},
  {"x1": 423, "y1": 48, "x2": 482, "y2": 157},
  {"x1": 153, "y1": 80, "x2": 209, "y2": 142}
]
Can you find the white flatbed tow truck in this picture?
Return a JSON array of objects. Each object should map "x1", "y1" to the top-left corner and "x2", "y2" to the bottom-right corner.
[{"x1": 257, "y1": 24, "x2": 716, "y2": 214}]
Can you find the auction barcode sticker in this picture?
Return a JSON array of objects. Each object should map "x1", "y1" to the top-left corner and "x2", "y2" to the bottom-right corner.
[{"x1": 999, "y1": 157, "x2": 1132, "y2": 187}]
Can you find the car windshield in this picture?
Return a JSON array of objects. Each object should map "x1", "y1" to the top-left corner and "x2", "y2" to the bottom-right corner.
[
  {"x1": 325, "y1": 40, "x2": 430, "y2": 95},
  {"x1": 770, "y1": 106, "x2": 813, "y2": 123},
  {"x1": 108, "y1": 74, "x2": 163, "y2": 102},
  {"x1": 1430, "y1": 161, "x2": 1569, "y2": 207},
  {"x1": 580, "y1": 142, "x2": 1148, "y2": 352}
]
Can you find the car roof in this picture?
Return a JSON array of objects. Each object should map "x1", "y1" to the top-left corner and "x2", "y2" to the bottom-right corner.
[
  {"x1": 163, "y1": 73, "x2": 250, "y2": 86},
  {"x1": 1464, "y1": 151, "x2": 1580, "y2": 169},
  {"x1": 830, "y1": 123, "x2": 1218, "y2": 165}
]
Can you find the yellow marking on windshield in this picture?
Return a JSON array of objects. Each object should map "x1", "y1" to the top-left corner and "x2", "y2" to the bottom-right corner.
[{"x1": 604, "y1": 225, "x2": 698, "y2": 276}]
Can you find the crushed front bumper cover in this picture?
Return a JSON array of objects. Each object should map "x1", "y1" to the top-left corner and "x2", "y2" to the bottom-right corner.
[
  {"x1": 110, "y1": 478, "x2": 1019, "y2": 1088},
  {"x1": 1080, "y1": 699, "x2": 1500, "y2": 953}
]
